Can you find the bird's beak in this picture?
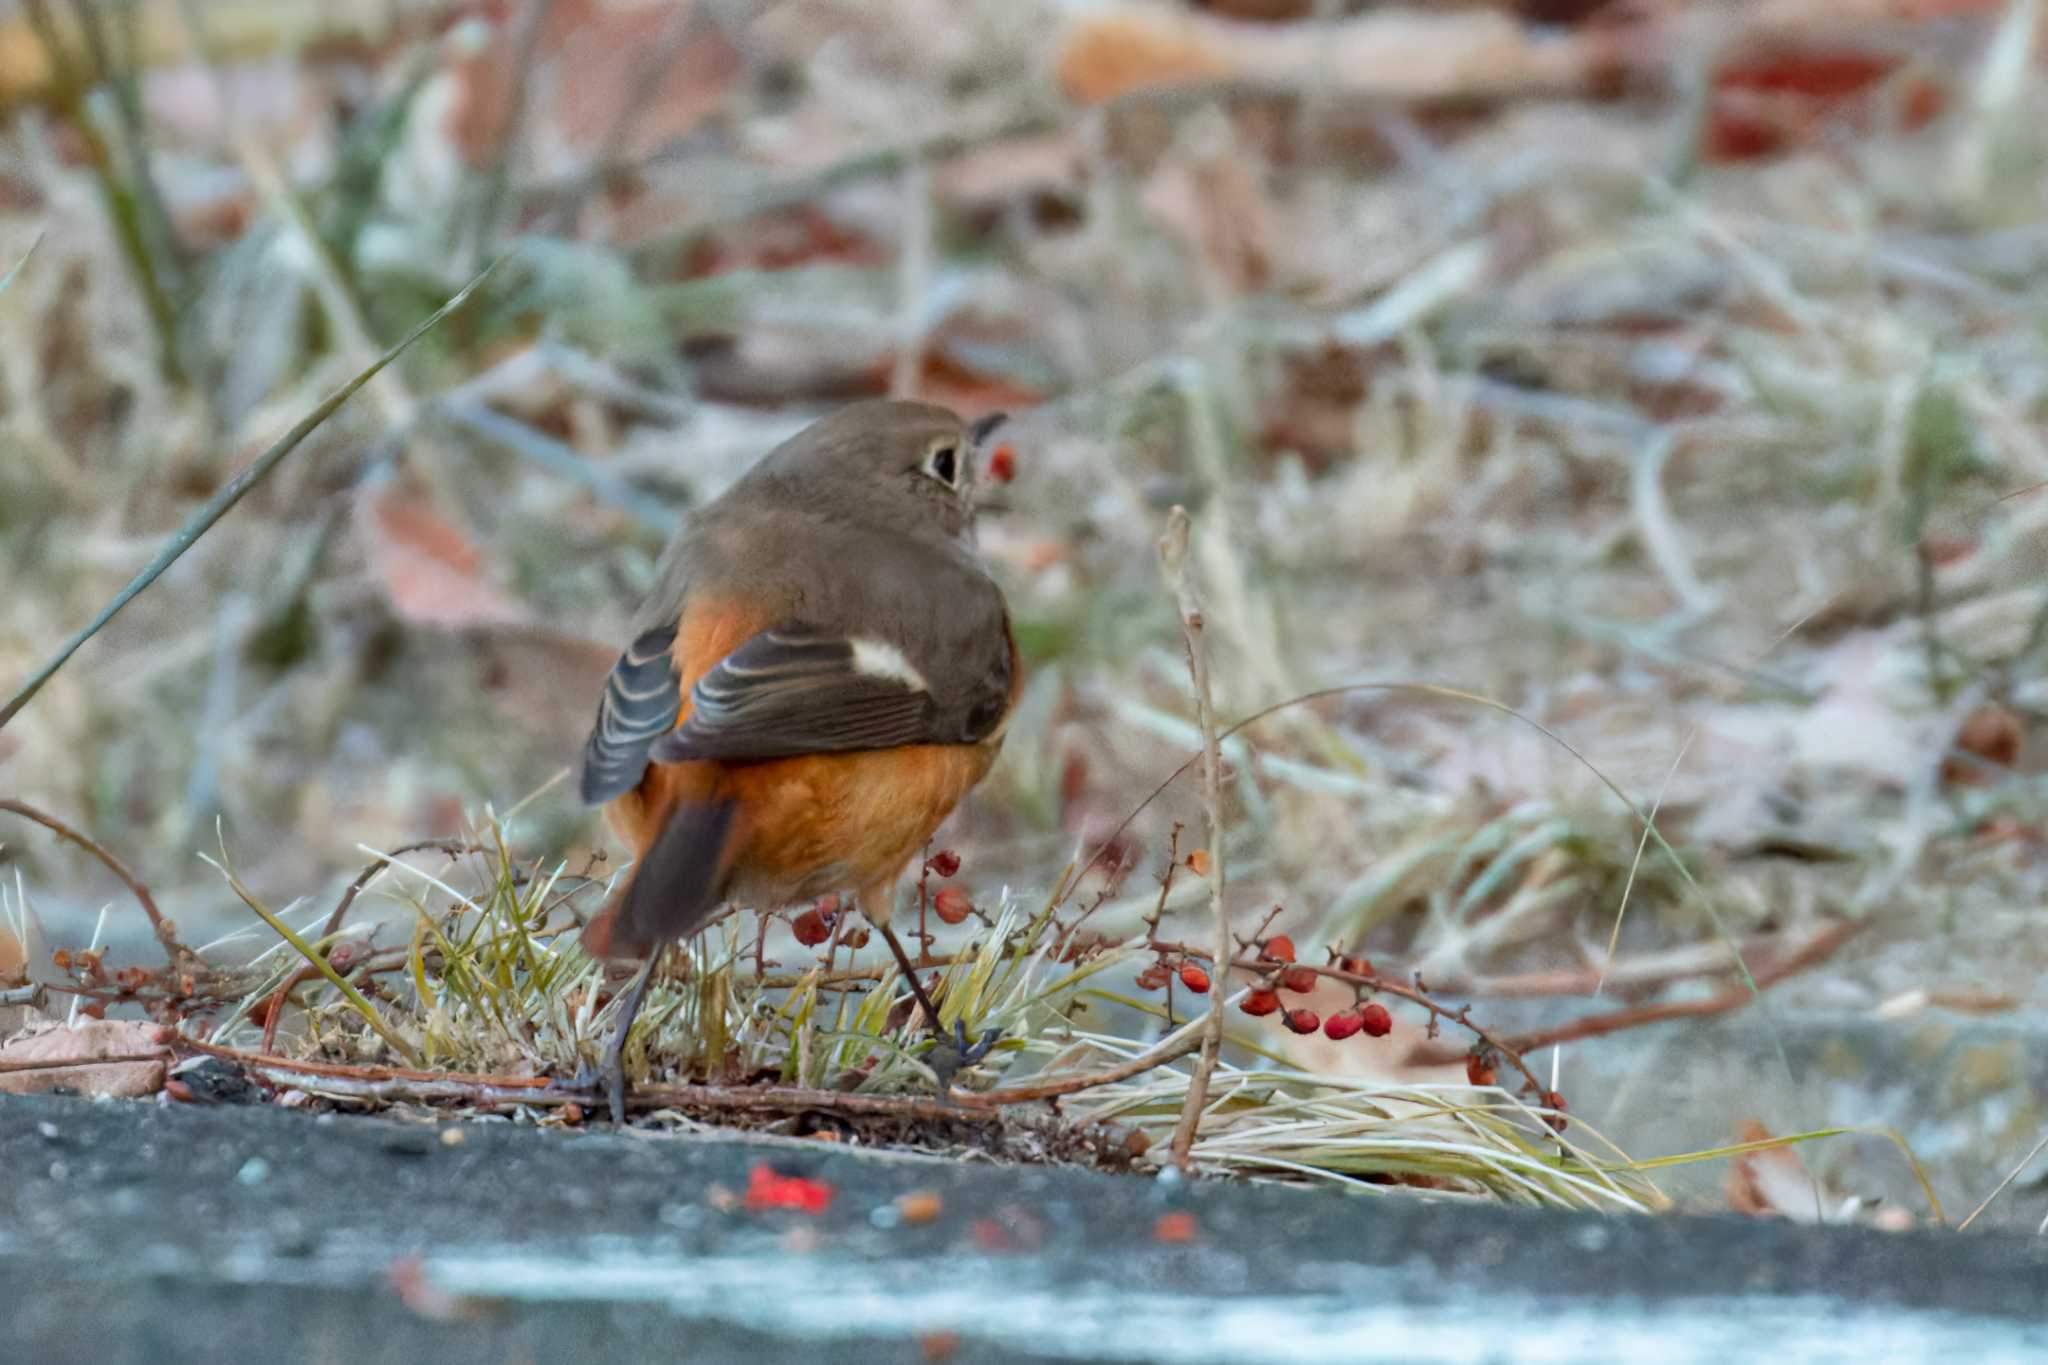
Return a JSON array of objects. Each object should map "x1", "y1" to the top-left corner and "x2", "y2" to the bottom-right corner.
[
  {"x1": 968, "y1": 411, "x2": 1008, "y2": 446},
  {"x1": 967, "y1": 411, "x2": 1013, "y2": 516}
]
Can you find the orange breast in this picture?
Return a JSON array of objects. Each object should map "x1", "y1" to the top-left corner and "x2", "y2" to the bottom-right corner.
[{"x1": 718, "y1": 743, "x2": 998, "y2": 917}]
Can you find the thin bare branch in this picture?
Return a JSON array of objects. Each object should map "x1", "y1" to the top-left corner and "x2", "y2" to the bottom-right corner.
[
  {"x1": 1157, "y1": 507, "x2": 1230, "y2": 1167},
  {"x1": 0, "y1": 798, "x2": 183, "y2": 965}
]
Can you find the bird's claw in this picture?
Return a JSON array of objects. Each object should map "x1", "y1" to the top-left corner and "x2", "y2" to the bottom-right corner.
[
  {"x1": 570, "y1": 1056, "x2": 629, "y2": 1125},
  {"x1": 926, "y1": 1021, "x2": 1003, "y2": 1089},
  {"x1": 954, "y1": 1019, "x2": 1002, "y2": 1066}
]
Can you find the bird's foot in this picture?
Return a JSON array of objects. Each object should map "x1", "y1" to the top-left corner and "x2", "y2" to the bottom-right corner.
[
  {"x1": 924, "y1": 1020, "x2": 1004, "y2": 1089},
  {"x1": 571, "y1": 1047, "x2": 631, "y2": 1125},
  {"x1": 954, "y1": 1018, "x2": 1003, "y2": 1066}
]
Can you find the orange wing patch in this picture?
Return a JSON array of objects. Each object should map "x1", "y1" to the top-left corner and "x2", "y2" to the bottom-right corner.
[{"x1": 603, "y1": 597, "x2": 767, "y2": 855}]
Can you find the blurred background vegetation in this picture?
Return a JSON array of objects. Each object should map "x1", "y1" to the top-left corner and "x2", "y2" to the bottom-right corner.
[{"x1": 4, "y1": 0, "x2": 2048, "y2": 1214}]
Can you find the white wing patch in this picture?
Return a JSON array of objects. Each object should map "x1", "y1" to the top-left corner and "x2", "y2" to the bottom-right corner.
[{"x1": 850, "y1": 638, "x2": 929, "y2": 692}]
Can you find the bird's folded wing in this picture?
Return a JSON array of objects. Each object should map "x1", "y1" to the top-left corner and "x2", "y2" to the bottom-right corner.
[
  {"x1": 578, "y1": 625, "x2": 682, "y2": 803},
  {"x1": 649, "y1": 625, "x2": 943, "y2": 763}
]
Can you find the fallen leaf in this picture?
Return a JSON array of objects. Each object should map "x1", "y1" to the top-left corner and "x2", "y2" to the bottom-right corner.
[
  {"x1": 0, "y1": 1018, "x2": 171, "y2": 1064},
  {"x1": 0, "y1": 1019, "x2": 171, "y2": 1096},
  {"x1": 1705, "y1": 45, "x2": 1944, "y2": 163},
  {"x1": 1942, "y1": 702, "x2": 2023, "y2": 787},
  {"x1": 443, "y1": 0, "x2": 741, "y2": 172},
  {"x1": 357, "y1": 484, "x2": 528, "y2": 629},
  {"x1": 0, "y1": 1058, "x2": 165, "y2": 1097},
  {"x1": 1055, "y1": 6, "x2": 1609, "y2": 107},
  {"x1": 1151, "y1": 1211, "x2": 1200, "y2": 1244},
  {"x1": 1725, "y1": 1120, "x2": 1824, "y2": 1222},
  {"x1": 909, "y1": 348, "x2": 1046, "y2": 421},
  {"x1": 1054, "y1": 9, "x2": 1233, "y2": 105}
]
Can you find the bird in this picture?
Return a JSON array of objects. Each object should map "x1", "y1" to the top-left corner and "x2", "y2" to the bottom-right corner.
[{"x1": 574, "y1": 399, "x2": 1019, "y2": 1123}]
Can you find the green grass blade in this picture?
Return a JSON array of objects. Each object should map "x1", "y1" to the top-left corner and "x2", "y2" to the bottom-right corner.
[{"x1": 0, "y1": 256, "x2": 504, "y2": 732}]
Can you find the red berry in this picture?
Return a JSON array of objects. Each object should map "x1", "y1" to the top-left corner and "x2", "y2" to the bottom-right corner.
[
  {"x1": 1178, "y1": 963, "x2": 1211, "y2": 993},
  {"x1": 1240, "y1": 988, "x2": 1280, "y2": 1017},
  {"x1": 1136, "y1": 963, "x2": 1171, "y2": 991},
  {"x1": 986, "y1": 442, "x2": 1017, "y2": 485},
  {"x1": 1324, "y1": 1010, "x2": 1364, "y2": 1041},
  {"x1": 791, "y1": 909, "x2": 831, "y2": 946},
  {"x1": 1542, "y1": 1092, "x2": 1570, "y2": 1133},
  {"x1": 1338, "y1": 954, "x2": 1374, "y2": 978},
  {"x1": 1282, "y1": 1008, "x2": 1320, "y2": 1035},
  {"x1": 926, "y1": 849, "x2": 962, "y2": 878},
  {"x1": 1359, "y1": 1003, "x2": 1393, "y2": 1037},
  {"x1": 932, "y1": 886, "x2": 973, "y2": 924},
  {"x1": 1465, "y1": 1054, "x2": 1497, "y2": 1087},
  {"x1": 1278, "y1": 964, "x2": 1317, "y2": 994},
  {"x1": 1259, "y1": 935, "x2": 1296, "y2": 965}
]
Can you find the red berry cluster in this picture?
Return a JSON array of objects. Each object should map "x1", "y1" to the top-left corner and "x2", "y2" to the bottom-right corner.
[
  {"x1": 925, "y1": 850, "x2": 976, "y2": 925},
  {"x1": 1243, "y1": 935, "x2": 1395, "y2": 1043},
  {"x1": 1135, "y1": 959, "x2": 1212, "y2": 993}
]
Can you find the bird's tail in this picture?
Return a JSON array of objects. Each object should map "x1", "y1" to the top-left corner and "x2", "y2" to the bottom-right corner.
[{"x1": 580, "y1": 798, "x2": 741, "y2": 960}]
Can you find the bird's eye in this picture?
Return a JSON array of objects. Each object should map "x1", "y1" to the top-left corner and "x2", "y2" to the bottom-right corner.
[{"x1": 925, "y1": 442, "x2": 959, "y2": 487}]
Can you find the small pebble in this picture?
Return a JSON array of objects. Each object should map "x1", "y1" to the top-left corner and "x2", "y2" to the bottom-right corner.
[
  {"x1": 236, "y1": 1156, "x2": 271, "y2": 1186},
  {"x1": 36, "y1": 1121, "x2": 59, "y2": 1141},
  {"x1": 439, "y1": 1127, "x2": 467, "y2": 1148}
]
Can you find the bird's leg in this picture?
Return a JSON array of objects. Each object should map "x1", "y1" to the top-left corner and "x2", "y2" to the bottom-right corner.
[
  {"x1": 875, "y1": 921, "x2": 1002, "y2": 1085},
  {"x1": 578, "y1": 952, "x2": 660, "y2": 1125}
]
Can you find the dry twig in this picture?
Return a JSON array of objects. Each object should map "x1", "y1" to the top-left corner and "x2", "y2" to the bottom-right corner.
[
  {"x1": 1410, "y1": 919, "x2": 1862, "y2": 1064},
  {"x1": 0, "y1": 798, "x2": 185, "y2": 966},
  {"x1": 1157, "y1": 507, "x2": 1230, "y2": 1167}
]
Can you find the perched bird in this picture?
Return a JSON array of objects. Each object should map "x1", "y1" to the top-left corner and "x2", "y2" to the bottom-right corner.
[{"x1": 575, "y1": 400, "x2": 1018, "y2": 1122}]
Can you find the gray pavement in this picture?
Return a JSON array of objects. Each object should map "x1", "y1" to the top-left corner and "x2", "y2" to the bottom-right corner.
[{"x1": 6, "y1": 1091, "x2": 2048, "y2": 1363}]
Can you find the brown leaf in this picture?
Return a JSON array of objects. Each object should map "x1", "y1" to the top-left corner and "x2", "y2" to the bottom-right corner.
[
  {"x1": 443, "y1": 0, "x2": 741, "y2": 170},
  {"x1": 0, "y1": 1019, "x2": 172, "y2": 1097},
  {"x1": 1943, "y1": 702, "x2": 2023, "y2": 787},
  {"x1": 1706, "y1": 45, "x2": 1944, "y2": 163},
  {"x1": 357, "y1": 485, "x2": 528, "y2": 629},
  {"x1": 0, "y1": 1018, "x2": 171, "y2": 1065},
  {"x1": 909, "y1": 348, "x2": 1046, "y2": 420},
  {"x1": 1055, "y1": 6, "x2": 1611, "y2": 108},
  {"x1": 1725, "y1": 1119, "x2": 1824, "y2": 1221},
  {"x1": 0, "y1": 1058, "x2": 165, "y2": 1097},
  {"x1": 1054, "y1": 9, "x2": 1233, "y2": 106}
]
